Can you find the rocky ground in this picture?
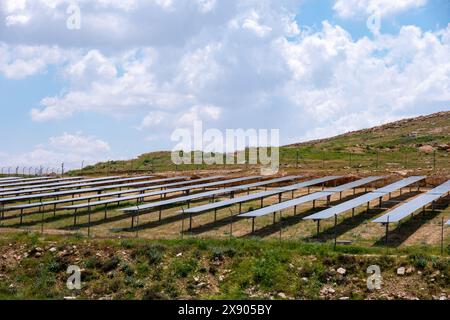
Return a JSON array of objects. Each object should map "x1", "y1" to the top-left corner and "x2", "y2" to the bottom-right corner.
[{"x1": 0, "y1": 232, "x2": 448, "y2": 300}]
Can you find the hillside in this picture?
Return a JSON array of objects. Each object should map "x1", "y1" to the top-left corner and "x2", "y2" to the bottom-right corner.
[
  {"x1": 0, "y1": 232, "x2": 448, "y2": 300},
  {"x1": 287, "y1": 111, "x2": 450, "y2": 152},
  {"x1": 72, "y1": 111, "x2": 450, "y2": 175}
]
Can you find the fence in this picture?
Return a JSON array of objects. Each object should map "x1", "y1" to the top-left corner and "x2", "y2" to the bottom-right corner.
[{"x1": 67, "y1": 149, "x2": 450, "y2": 175}]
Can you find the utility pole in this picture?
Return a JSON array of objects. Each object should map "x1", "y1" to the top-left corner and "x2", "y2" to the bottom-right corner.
[{"x1": 61, "y1": 162, "x2": 65, "y2": 176}]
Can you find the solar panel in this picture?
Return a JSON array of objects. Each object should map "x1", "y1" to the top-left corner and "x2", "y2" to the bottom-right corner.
[
  {"x1": 324, "y1": 176, "x2": 383, "y2": 192},
  {"x1": 180, "y1": 176, "x2": 341, "y2": 214},
  {"x1": 304, "y1": 176, "x2": 426, "y2": 220},
  {"x1": 239, "y1": 192, "x2": 334, "y2": 217},
  {"x1": 0, "y1": 176, "x2": 171, "y2": 204},
  {"x1": 428, "y1": 180, "x2": 450, "y2": 195},
  {"x1": 372, "y1": 180, "x2": 450, "y2": 224},
  {"x1": 303, "y1": 192, "x2": 384, "y2": 220},
  {"x1": 67, "y1": 176, "x2": 273, "y2": 210},
  {"x1": 5, "y1": 176, "x2": 224, "y2": 210},
  {"x1": 0, "y1": 176, "x2": 182, "y2": 197},
  {"x1": 238, "y1": 176, "x2": 384, "y2": 218},
  {"x1": 235, "y1": 175, "x2": 302, "y2": 189},
  {"x1": 0, "y1": 176, "x2": 126, "y2": 194},
  {"x1": 373, "y1": 176, "x2": 426, "y2": 193},
  {"x1": 0, "y1": 176, "x2": 83, "y2": 188},
  {"x1": 120, "y1": 176, "x2": 288, "y2": 213},
  {"x1": 0, "y1": 175, "x2": 153, "y2": 194},
  {"x1": 0, "y1": 176, "x2": 54, "y2": 183},
  {"x1": 0, "y1": 177, "x2": 21, "y2": 181},
  {"x1": 372, "y1": 193, "x2": 443, "y2": 223}
]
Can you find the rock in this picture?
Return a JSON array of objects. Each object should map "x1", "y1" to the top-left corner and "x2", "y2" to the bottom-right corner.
[
  {"x1": 397, "y1": 267, "x2": 405, "y2": 275},
  {"x1": 437, "y1": 144, "x2": 450, "y2": 151},
  {"x1": 320, "y1": 287, "x2": 336, "y2": 296},
  {"x1": 64, "y1": 296, "x2": 77, "y2": 300},
  {"x1": 176, "y1": 253, "x2": 183, "y2": 257},
  {"x1": 35, "y1": 252, "x2": 42, "y2": 258},
  {"x1": 193, "y1": 276, "x2": 200, "y2": 282},
  {"x1": 277, "y1": 292, "x2": 287, "y2": 299},
  {"x1": 49, "y1": 247, "x2": 57, "y2": 253},
  {"x1": 197, "y1": 282, "x2": 207, "y2": 288},
  {"x1": 301, "y1": 277, "x2": 308, "y2": 282},
  {"x1": 339, "y1": 297, "x2": 349, "y2": 300},
  {"x1": 337, "y1": 267, "x2": 346, "y2": 275},
  {"x1": 35, "y1": 247, "x2": 44, "y2": 252},
  {"x1": 431, "y1": 271, "x2": 440, "y2": 277},
  {"x1": 419, "y1": 145, "x2": 434, "y2": 153},
  {"x1": 439, "y1": 296, "x2": 447, "y2": 301},
  {"x1": 405, "y1": 267, "x2": 414, "y2": 274}
]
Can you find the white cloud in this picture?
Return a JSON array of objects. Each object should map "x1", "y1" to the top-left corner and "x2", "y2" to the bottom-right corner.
[
  {"x1": 5, "y1": 14, "x2": 30, "y2": 26},
  {"x1": 0, "y1": 133, "x2": 111, "y2": 169},
  {"x1": 333, "y1": 0, "x2": 427, "y2": 18},
  {"x1": 0, "y1": 44, "x2": 65, "y2": 79},
  {"x1": 242, "y1": 10, "x2": 272, "y2": 38},
  {"x1": 1, "y1": 0, "x2": 449, "y2": 156},
  {"x1": 49, "y1": 132, "x2": 110, "y2": 154},
  {"x1": 176, "y1": 105, "x2": 222, "y2": 126}
]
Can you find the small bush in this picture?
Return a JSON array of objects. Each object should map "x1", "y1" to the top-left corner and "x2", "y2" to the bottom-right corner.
[
  {"x1": 172, "y1": 258, "x2": 198, "y2": 278},
  {"x1": 142, "y1": 285, "x2": 166, "y2": 300},
  {"x1": 121, "y1": 263, "x2": 135, "y2": 277},
  {"x1": 147, "y1": 247, "x2": 164, "y2": 265},
  {"x1": 101, "y1": 256, "x2": 121, "y2": 272},
  {"x1": 409, "y1": 253, "x2": 430, "y2": 270},
  {"x1": 85, "y1": 256, "x2": 102, "y2": 269}
]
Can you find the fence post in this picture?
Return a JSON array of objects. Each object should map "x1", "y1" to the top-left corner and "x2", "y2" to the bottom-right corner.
[
  {"x1": 376, "y1": 150, "x2": 379, "y2": 170},
  {"x1": 433, "y1": 150, "x2": 436, "y2": 171},
  {"x1": 404, "y1": 151, "x2": 408, "y2": 168},
  {"x1": 322, "y1": 151, "x2": 325, "y2": 169}
]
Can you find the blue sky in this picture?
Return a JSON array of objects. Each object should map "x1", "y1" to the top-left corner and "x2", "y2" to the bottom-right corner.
[{"x1": 0, "y1": 0, "x2": 449, "y2": 169}]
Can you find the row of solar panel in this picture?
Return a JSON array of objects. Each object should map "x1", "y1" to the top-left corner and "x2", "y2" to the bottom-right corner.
[{"x1": 1, "y1": 174, "x2": 448, "y2": 230}]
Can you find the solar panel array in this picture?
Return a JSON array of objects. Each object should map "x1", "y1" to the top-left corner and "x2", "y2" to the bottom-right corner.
[
  {"x1": 0, "y1": 176, "x2": 125, "y2": 195},
  {"x1": 0, "y1": 177, "x2": 21, "y2": 181},
  {"x1": 1, "y1": 172, "x2": 447, "y2": 245},
  {"x1": 239, "y1": 176, "x2": 383, "y2": 218},
  {"x1": 372, "y1": 179, "x2": 450, "y2": 223},
  {"x1": 60, "y1": 176, "x2": 248, "y2": 210},
  {"x1": 0, "y1": 176, "x2": 83, "y2": 188},
  {"x1": 4, "y1": 176, "x2": 222, "y2": 210},
  {"x1": 120, "y1": 176, "x2": 304, "y2": 214},
  {"x1": 0, "y1": 176, "x2": 164, "y2": 204},
  {"x1": 180, "y1": 176, "x2": 341, "y2": 214},
  {"x1": 304, "y1": 176, "x2": 426, "y2": 221}
]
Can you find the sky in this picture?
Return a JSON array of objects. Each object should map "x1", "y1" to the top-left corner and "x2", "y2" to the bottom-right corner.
[{"x1": 0, "y1": 0, "x2": 449, "y2": 170}]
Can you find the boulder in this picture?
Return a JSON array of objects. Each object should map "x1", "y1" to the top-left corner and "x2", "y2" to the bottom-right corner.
[{"x1": 419, "y1": 145, "x2": 434, "y2": 153}]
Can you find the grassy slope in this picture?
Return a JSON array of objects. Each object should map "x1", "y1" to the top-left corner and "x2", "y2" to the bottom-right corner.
[
  {"x1": 287, "y1": 111, "x2": 450, "y2": 151},
  {"x1": 71, "y1": 111, "x2": 450, "y2": 174},
  {"x1": 0, "y1": 232, "x2": 448, "y2": 300}
]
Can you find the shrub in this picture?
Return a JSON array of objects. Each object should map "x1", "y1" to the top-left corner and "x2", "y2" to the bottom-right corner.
[
  {"x1": 121, "y1": 263, "x2": 135, "y2": 277},
  {"x1": 409, "y1": 253, "x2": 430, "y2": 270},
  {"x1": 101, "y1": 256, "x2": 121, "y2": 272},
  {"x1": 172, "y1": 258, "x2": 198, "y2": 278}
]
